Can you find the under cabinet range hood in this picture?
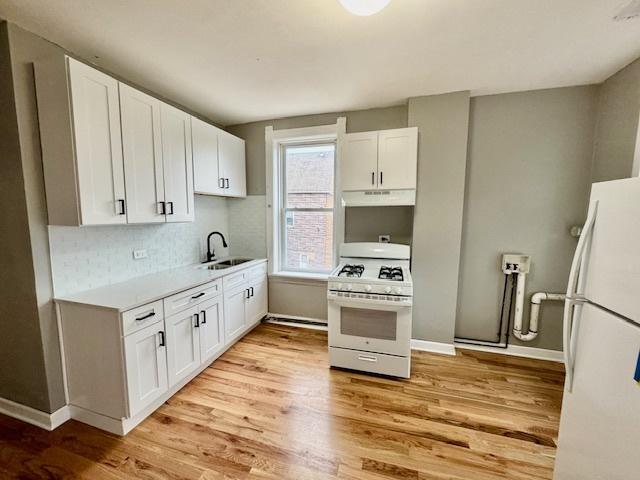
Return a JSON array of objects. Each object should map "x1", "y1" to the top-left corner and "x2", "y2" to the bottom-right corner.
[{"x1": 341, "y1": 189, "x2": 416, "y2": 207}]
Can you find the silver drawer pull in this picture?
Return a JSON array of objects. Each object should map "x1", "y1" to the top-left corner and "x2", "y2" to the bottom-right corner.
[
  {"x1": 357, "y1": 354, "x2": 378, "y2": 363},
  {"x1": 135, "y1": 311, "x2": 156, "y2": 321}
]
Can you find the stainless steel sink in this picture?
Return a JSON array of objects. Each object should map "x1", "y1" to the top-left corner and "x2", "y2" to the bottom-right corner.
[
  {"x1": 202, "y1": 257, "x2": 253, "y2": 270},
  {"x1": 215, "y1": 258, "x2": 252, "y2": 267},
  {"x1": 206, "y1": 264, "x2": 232, "y2": 270}
]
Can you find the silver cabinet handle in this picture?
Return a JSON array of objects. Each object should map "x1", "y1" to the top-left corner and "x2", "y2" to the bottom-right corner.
[
  {"x1": 218, "y1": 178, "x2": 224, "y2": 188},
  {"x1": 225, "y1": 178, "x2": 230, "y2": 189}
]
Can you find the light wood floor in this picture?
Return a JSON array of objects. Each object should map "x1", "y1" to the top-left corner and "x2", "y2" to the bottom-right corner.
[{"x1": 0, "y1": 323, "x2": 565, "y2": 479}]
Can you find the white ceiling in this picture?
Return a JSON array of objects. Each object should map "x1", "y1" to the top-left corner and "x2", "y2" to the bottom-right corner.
[{"x1": 1, "y1": 0, "x2": 639, "y2": 125}]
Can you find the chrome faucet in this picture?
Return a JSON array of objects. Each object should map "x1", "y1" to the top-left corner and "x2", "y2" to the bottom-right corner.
[{"x1": 206, "y1": 231, "x2": 228, "y2": 263}]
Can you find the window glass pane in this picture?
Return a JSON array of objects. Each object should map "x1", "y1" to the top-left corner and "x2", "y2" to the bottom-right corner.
[
  {"x1": 285, "y1": 144, "x2": 335, "y2": 209},
  {"x1": 284, "y1": 210, "x2": 334, "y2": 272}
]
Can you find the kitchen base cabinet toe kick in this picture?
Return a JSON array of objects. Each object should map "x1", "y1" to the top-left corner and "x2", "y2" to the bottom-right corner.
[{"x1": 56, "y1": 261, "x2": 267, "y2": 435}]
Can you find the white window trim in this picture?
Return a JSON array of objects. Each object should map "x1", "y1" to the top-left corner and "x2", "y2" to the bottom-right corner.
[{"x1": 265, "y1": 118, "x2": 346, "y2": 280}]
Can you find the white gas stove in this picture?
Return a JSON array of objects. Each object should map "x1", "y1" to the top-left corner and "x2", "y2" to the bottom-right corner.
[{"x1": 327, "y1": 243, "x2": 413, "y2": 378}]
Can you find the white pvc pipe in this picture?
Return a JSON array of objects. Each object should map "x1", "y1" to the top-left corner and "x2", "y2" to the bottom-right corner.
[{"x1": 512, "y1": 273, "x2": 565, "y2": 342}]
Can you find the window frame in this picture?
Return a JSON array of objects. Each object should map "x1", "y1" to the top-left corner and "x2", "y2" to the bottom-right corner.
[
  {"x1": 279, "y1": 140, "x2": 337, "y2": 274},
  {"x1": 266, "y1": 119, "x2": 346, "y2": 280}
]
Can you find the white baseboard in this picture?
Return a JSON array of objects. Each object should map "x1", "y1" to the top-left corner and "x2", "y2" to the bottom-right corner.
[
  {"x1": 0, "y1": 397, "x2": 70, "y2": 430},
  {"x1": 455, "y1": 342, "x2": 564, "y2": 362},
  {"x1": 410, "y1": 339, "x2": 457, "y2": 356},
  {"x1": 267, "y1": 313, "x2": 327, "y2": 324}
]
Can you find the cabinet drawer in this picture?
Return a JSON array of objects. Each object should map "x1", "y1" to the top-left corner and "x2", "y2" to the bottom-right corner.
[
  {"x1": 223, "y1": 270, "x2": 248, "y2": 290},
  {"x1": 329, "y1": 347, "x2": 410, "y2": 378},
  {"x1": 122, "y1": 300, "x2": 164, "y2": 336},
  {"x1": 248, "y1": 262, "x2": 267, "y2": 282},
  {"x1": 163, "y1": 280, "x2": 221, "y2": 317}
]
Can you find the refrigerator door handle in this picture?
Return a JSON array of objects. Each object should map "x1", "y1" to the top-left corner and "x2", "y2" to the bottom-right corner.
[
  {"x1": 563, "y1": 298, "x2": 585, "y2": 392},
  {"x1": 566, "y1": 201, "x2": 598, "y2": 300},
  {"x1": 563, "y1": 201, "x2": 597, "y2": 392}
]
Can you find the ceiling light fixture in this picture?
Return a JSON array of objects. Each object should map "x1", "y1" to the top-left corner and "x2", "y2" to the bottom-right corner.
[{"x1": 339, "y1": 0, "x2": 391, "y2": 16}]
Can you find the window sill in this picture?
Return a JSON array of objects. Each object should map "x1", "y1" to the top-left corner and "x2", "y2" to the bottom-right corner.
[{"x1": 268, "y1": 271, "x2": 329, "y2": 283}]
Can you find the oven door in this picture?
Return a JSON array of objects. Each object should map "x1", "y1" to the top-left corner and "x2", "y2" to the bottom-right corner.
[{"x1": 327, "y1": 294, "x2": 412, "y2": 357}]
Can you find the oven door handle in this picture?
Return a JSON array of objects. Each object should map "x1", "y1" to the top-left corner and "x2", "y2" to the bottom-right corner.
[{"x1": 327, "y1": 295, "x2": 412, "y2": 310}]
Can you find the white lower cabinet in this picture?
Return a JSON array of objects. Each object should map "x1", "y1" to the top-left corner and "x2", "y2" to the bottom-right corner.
[
  {"x1": 57, "y1": 260, "x2": 267, "y2": 435},
  {"x1": 165, "y1": 305, "x2": 201, "y2": 388},
  {"x1": 247, "y1": 278, "x2": 268, "y2": 327},
  {"x1": 124, "y1": 322, "x2": 168, "y2": 417},
  {"x1": 224, "y1": 284, "x2": 249, "y2": 344},
  {"x1": 198, "y1": 296, "x2": 225, "y2": 363}
]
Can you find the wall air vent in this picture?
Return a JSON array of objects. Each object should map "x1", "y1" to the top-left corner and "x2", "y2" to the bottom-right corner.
[{"x1": 613, "y1": 0, "x2": 640, "y2": 21}]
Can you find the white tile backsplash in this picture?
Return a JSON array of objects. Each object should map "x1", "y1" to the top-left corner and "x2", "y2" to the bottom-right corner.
[
  {"x1": 49, "y1": 195, "x2": 230, "y2": 296},
  {"x1": 228, "y1": 195, "x2": 267, "y2": 258}
]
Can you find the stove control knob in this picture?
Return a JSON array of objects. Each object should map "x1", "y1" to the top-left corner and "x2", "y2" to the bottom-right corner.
[
  {"x1": 394, "y1": 287, "x2": 403, "y2": 295},
  {"x1": 384, "y1": 286, "x2": 392, "y2": 294},
  {"x1": 365, "y1": 285, "x2": 372, "y2": 292},
  {"x1": 346, "y1": 284, "x2": 353, "y2": 291}
]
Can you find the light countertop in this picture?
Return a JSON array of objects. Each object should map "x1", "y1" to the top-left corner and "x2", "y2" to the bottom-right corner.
[{"x1": 54, "y1": 258, "x2": 267, "y2": 312}]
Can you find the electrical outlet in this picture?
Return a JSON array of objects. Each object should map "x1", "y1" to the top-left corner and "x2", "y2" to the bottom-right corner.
[
  {"x1": 133, "y1": 249, "x2": 148, "y2": 260},
  {"x1": 379, "y1": 235, "x2": 391, "y2": 243}
]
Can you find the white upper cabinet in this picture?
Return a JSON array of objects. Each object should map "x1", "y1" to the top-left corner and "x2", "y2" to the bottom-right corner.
[
  {"x1": 192, "y1": 118, "x2": 246, "y2": 198},
  {"x1": 218, "y1": 130, "x2": 247, "y2": 197},
  {"x1": 192, "y1": 117, "x2": 223, "y2": 195},
  {"x1": 119, "y1": 84, "x2": 165, "y2": 224},
  {"x1": 36, "y1": 55, "x2": 198, "y2": 225},
  {"x1": 340, "y1": 127, "x2": 418, "y2": 192},
  {"x1": 341, "y1": 131, "x2": 379, "y2": 191},
  {"x1": 377, "y1": 128, "x2": 418, "y2": 190},
  {"x1": 160, "y1": 103, "x2": 195, "y2": 222},
  {"x1": 36, "y1": 56, "x2": 127, "y2": 225}
]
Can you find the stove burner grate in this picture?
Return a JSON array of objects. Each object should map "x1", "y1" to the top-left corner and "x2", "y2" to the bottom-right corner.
[
  {"x1": 379, "y1": 266, "x2": 404, "y2": 281},
  {"x1": 338, "y1": 264, "x2": 365, "y2": 278}
]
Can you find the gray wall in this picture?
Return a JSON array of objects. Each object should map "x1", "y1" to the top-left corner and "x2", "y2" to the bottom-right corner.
[
  {"x1": 591, "y1": 58, "x2": 640, "y2": 182},
  {"x1": 408, "y1": 92, "x2": 471, "y2": 344},
  {"x1": 457, "y1": 86, "x2": 598, "y2": 350},
  {"x1": 227, "y1": 105, "x2": 410, "y2": 320},
  {"x1": 0, "y1": 22, "x2": 63, "y2": 412}
]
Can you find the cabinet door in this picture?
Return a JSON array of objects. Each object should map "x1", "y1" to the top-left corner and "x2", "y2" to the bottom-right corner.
[
  {"x1": 198, "y1": 296, "x2": 225, "y2": 364},
  {"x1": 341, "y1": 131, "x2": 379, "y2": 191},
  {"x1": 67, "y1": 57, "x2": 126, "y2": 225},
  {"x1": 247, "y1": 278, "x2": 268, "y2": 327},
  {"x1": 161, "y1": 104, "x2": 194, "y2": 222},
  {"x1": 377, "y1": 127, "x2": 418, "y2": 190},
  {"x1": 165, "y1": 307, "x2": 201, "y2": 388},
  {"x1": 124, "y1": 323, "x2": 168, "y2": 417},
  {"x1": 119, "y1": 83, "x2": 166, "y2": 224},
  {"x1": 224, "y1": 284, "x2": 248, "y2": 344},
  {"x1": 192, "y1": 117, "x2": 224, "y2": 195},
  {"x1": 218, "y1": 130, "x2": 246, "y2": 197}
]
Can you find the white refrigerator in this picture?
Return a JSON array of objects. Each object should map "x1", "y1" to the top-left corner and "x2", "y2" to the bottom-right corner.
[{"x1": 554, "y1": 177, "x2": 640, "y2": 480}]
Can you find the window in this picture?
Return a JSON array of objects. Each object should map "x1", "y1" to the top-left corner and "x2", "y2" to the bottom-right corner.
[{"x1": 279, "y1": 142, "x2": 336, "y2": 273}]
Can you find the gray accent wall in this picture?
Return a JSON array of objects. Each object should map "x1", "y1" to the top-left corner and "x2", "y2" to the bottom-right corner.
[
  {"x1": 408, "y1": 92, "x2": 471, "y2": 344},
  {"x1": 0, "y1": 22, "x2": 63, "y2": 412},
  {"x1": 591, "y1": 58, "x2": 640, "y2": 182},
  {"x1": 457, "y1": 87, "x2": 598, "y2": 350}
]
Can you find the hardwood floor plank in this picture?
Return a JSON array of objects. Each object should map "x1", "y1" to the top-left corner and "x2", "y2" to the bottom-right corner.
[{"x1": 0, "y1": 324, "x2": 564, "y2": 479}]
